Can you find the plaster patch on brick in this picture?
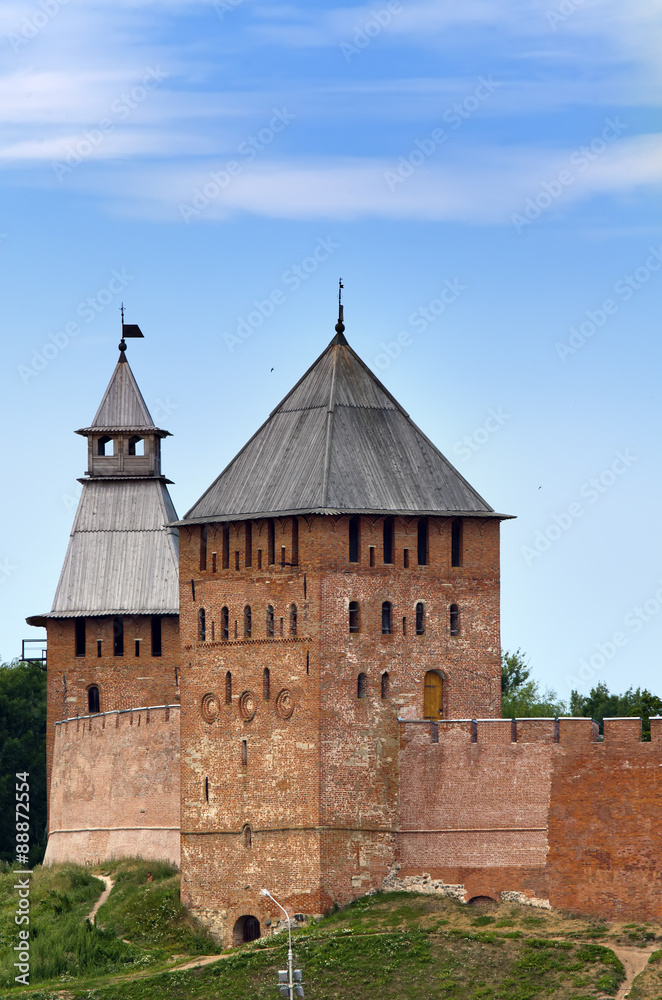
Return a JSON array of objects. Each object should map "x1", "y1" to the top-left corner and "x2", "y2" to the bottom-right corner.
[
  {"x1": 500, "y1": 890, "x2": 551, "y2": 910},
  {"x1": 382, "y1": 864, "x2": 466, "y2": 901}
]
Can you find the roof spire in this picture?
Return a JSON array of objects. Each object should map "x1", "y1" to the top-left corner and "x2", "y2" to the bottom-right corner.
[
  {"x1": 118, "y1": 304, "x2": 144, "y2": 362},
  {"x1": 333, "y1": 278, "x2": 347, "y2": 344}
]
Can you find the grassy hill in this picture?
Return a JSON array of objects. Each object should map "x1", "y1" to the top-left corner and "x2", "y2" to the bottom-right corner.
[{"x1": 1, "y1": 860, "x2": 660, "y2": 999}]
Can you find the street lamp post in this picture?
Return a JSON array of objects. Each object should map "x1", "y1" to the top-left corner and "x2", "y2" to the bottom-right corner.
[{"x1": 261, "y1": 888, "x2": 304, "y2": 999}]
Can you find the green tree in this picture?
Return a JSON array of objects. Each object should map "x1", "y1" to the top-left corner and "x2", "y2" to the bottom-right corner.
[
  {"x1": 501, "y1": 649, "x2": 567, "y2": 718},
  {"x1": 0, "y1": 660, "x2": 47, "y2": 866},
  {"x1": 570, "y1": 682, "x2": 662, "y2": 740}
]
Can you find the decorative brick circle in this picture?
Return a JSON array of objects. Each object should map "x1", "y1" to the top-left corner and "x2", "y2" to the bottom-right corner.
[
  {"x1": 275, "y1": 688, "x2": 295, "y2": 720},
  {"x1": 201, "y1": 692, "x2": 219, "y2": 724},
  {"x1": 239, "y1": 690, "x2": 257, "y2": 721}
]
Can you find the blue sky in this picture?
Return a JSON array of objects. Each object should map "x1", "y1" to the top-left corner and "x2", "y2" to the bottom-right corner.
[{"x1": 2, "y1": 0, "x2": 661, "y2": 704}]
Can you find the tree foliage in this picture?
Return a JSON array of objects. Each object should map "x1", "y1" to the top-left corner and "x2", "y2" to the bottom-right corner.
[
  {"x1": 501, "y1": 649, "x2": 567, "y2": 718},
  {"x1": 0, "y1": 660, "x2": 47, "y2": 865},
  {"x1": 570, "y1": 682, "x2": 662, "y2": 740}
]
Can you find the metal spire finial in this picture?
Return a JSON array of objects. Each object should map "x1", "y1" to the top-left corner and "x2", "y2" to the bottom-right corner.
[{"x1": 335, "y1": 278, "x2": 345, "y2": 335}]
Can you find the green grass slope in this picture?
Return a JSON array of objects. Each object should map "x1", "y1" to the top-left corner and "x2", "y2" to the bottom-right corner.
[{"x1": 2, "y1": 868, "x2": 650, "y2": 999}]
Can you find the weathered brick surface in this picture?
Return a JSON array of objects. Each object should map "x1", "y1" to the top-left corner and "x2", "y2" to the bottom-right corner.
[
  {"x1": 397, "y1": 719, "x2": 662, "y2": 920},
  {"x1": 179, "y1": 513, "x2": 501, "y2": 944},
  {"x1": 45, "y1": 705, "x2": 180, "y2": 866},
  {"x1": 45, "y1": 615, "x2": 180, "y2": 821}
]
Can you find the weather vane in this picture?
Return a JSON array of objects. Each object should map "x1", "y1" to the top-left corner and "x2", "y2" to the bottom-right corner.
[{"x1": 118, "y1": 302, "x2": 144, "y2": 358}]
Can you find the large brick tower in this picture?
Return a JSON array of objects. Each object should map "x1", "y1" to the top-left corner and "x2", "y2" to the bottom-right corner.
[
  {"x1": 177, "y1": 317, "x2": 507, "y2": 945},
  {"x1": 27, "y1": 332, "x2": 181, "y2": 865}
]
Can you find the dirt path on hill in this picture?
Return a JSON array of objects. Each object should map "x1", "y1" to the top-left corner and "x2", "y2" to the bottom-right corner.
[
  {"x1": 86, "y1": 875, "x2": 114, "y2": 924},
  {"x1": 609, "y1": 944, "x2": 657, "y2": 999}
]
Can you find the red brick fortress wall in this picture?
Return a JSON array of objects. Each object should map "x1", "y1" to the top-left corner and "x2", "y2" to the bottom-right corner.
[
  {"x1": 397, "y1": 716, "x2": 662, "y2": 920},
  {"x1": 45, "y1": 705, "x2": 180, "y2": 866}
]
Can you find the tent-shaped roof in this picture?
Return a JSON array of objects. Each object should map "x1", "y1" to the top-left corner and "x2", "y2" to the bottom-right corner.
[
  {"x1": 180, "y1": 333, "x2": 507, "y2": 524},
  {"x1": 76, "y1": 355, "x2": 170, "y2": 436}
]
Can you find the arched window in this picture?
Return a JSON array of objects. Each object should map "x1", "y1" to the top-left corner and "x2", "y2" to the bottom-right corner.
[
  {"x1": 266, "y1": 605, "x2": 275, "y2": 637},
  {"x1": 381, "y1": 672, "x2": 389, "y2": 699},
  {"x1": 383, "y1": 517, "x2": 394, "y2": 564},
  {"x1": 88, "y1": 685, "x2": 100, "y2": 714},
  {"x1": 349, "y1": 601, "x2": 360, "y2": 633},
  {"x1": 381, "y1": 601, "x2": 392, "y2": 635},
  {"x1": 263, "y1": 667, "x2": 270, "y2": 701},
  {"x1": 128, "y1": 435, "x2": 144, "y2": 456},
  {"x1": 415, "y1": 602, "x2": 425, "y2": 635},
  {"x1": 243, "y1": 824, "x2": 252, "y2": 848},
  {"x1": 417, "y1": 518, "x2": 428, "y2": 565},
  {"x1": 450, "y1": 604, "x2": 460, "y2": 636},
  {"x1": 221, "y1": 606, "x2": 229, "y2": 641},
  {"x1": 451, "y1": 518, "x2": 463, "y2": 567},
  {"x1": 244, "y1": 606, "x2": 252, "y2": 638},
  {"x1": 198, "y1": 608, "x2": 206, "y2": 641},
  {"x1": 290, "y1": 603, "x2": 297, "y2": 636},
  {"x1": 357, "y1": 673, "x2": 367, "y2": 699},
  {"x1": 349, "y1": 515, "x2": 360, "y2": 562},
  {"x1": 97, "y1": 435, "x2": 113, "y2": 456},
  {"x1": 200, "y1": 526, "x2": 207, "y2": 571},
  {"x1": 423, "y1": 671, "x2": 443, "y2": 719},
  {"x1": 225, "y1": 671, "x2": 232, "y2": 704}
]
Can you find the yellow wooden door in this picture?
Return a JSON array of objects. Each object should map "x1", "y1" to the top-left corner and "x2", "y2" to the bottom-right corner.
[{"x1": 423, "y1": 671, "x2": 443, "y2": 718}]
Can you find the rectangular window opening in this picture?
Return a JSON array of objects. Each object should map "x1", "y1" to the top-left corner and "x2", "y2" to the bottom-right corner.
[
  {"x1": 369, "y1": 546, "x2": 375, "y2": 567},
  {"x1": 96, "y1": 639, "x2": 102, "y2": 658},
  {"x1": 245, "y1": 522, "x2": 252, "y2": 568},
  {"x1": 212, "y1": 552, "x2": 217, "y2": 573},
  {"x1": 349, "y1": 515, "x2": 360, "y2": 563},
  {"x1": 135, "y1": 639, "x2": 140, "y2": 657},
  {"x1": 417, "y1": 518, "x2": 429, "y2": 566},
  {"x1": 113, "y1": 617, "x2": 124, "y2": 657},
  {"x1": 200, "y1": 526, "x2": 207, "y2": 571},
  {"x1": 403, "y1": 548, "x2": 409, "y2": 568},
  {"x1": 151, "y1": 616, "x2": 162, "y2": 657},
  {"x1": 75, "y1": 617, "x2": 86, "y2": 657},
  {"x1": 257, "y1": 549, "x2": 262, "y2": 569},
  {"x1": 280, "y1": 545, "x2": 286, "y2": 566},
  {"x1": 241, "y1": 739, "x2": 247, "y2": 766},
  {"x1": 291, "y1": 517, "x2": 299, "y2": 566},
  {"x1": 451, "y1": 519, "x2": 463, "y2": 567},
  {"x1": 222, "y1": 525, "x2": 230, "y2": 569},
  {"x1": 235, "y1": 551, "x2": 240, "y2": 571},
  {"x1": 268, "y1": 519, "x2": 275, "y2": 565}
]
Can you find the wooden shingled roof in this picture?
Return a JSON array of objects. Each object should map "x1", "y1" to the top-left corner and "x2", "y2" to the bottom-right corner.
[{"x1": 179, "y1": 332, "x2": 506, "y2": 524}]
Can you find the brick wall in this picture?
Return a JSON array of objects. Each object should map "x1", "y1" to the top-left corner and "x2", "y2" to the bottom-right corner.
[
  {"x1": 45, "y1": 705, "x2": 180, "y2": 866},
  {"x1": 179, "y1": 512, "x2": 501, "y2": 944},
  {"x1": 397, "y1": 716, "x2": 662, "y2": 920},
  {"x1": 45, "y1": 615, "x2": 180, "y2": 820}
]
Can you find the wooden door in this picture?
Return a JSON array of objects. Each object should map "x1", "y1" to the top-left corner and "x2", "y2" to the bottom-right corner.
[{"x1": 423, "y1": 671, "x2": 443, "y2": 718}]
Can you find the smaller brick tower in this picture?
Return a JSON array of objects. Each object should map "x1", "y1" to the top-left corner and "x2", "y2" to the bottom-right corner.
[
  {"x1": 27, "y1": 331, "x2": 181, "y2": 865},
  {"x1": 177, "y1": 311, "x2": 509, "y2": 945}
]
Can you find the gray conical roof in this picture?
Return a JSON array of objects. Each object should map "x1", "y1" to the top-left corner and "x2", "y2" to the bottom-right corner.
[
  {"x1": 76, "y1": 356, "x2": 170, "y2": 436},
  {"x1": 180, "y1": 333, "x2": 503, "y2": 524}
]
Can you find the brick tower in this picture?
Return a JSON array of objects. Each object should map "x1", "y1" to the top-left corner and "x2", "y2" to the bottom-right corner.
[
  {"x1": 27, "y1": 331, "x2": 181, "y2": 865},
  {"x1": 177, "y1": 316, "x2": 507, "y2": 945}
]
